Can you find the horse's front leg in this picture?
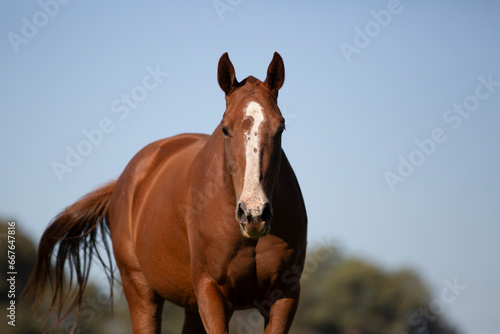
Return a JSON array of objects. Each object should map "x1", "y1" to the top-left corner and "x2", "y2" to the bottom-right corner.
[
  {"x1": 262, "y1": 286, "x2": 300, "y2": 334},
  {"x1": 194, "y1": 276, "x2": 233, "y2": 333}
]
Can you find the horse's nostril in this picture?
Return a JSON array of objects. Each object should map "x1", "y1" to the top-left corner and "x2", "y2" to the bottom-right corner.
[
  {"x1": 236, "y1": 201, "x2": 248, "y2": 223},
  {"x1": 236, "y1": 201, "x2": 272, "y2": 224},
  {"x1": 261, "y1": 202, "x2": 273, "y2": 222}
]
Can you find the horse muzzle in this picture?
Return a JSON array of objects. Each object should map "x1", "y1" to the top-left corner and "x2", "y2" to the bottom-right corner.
[{"x1": 236, "y1": 200, "x2": 273, "y2": 239}]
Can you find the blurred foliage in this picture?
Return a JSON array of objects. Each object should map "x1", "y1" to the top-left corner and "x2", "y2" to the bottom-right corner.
[
  {"x1": 1, "y1": 221, "x2": 460, "y2": 333},
  {"x1": 1, "y1": 220, "x2": 40, "y2": 333},
  {"x1": 292, "y1": 247, "x2": 459, "y2": 334}
]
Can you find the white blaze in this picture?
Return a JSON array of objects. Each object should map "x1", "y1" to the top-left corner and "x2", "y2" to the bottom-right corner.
[{"x1": 240, "y1": 101, "x2": 267, "y2": 211}]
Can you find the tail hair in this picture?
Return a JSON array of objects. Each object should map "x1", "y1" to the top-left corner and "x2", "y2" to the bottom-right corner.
[{"x1": 23, "y1": 181, "x2": 116, "y2": 330}]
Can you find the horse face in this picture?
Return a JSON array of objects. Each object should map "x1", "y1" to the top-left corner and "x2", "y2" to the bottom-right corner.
[{"x1": 218, "y1": 53, "x2": 285, "y2": 239}]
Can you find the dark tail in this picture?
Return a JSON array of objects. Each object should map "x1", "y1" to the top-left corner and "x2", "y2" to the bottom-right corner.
[{"x1": 23, "y1": 181, "x2": 116, "y2": 329}]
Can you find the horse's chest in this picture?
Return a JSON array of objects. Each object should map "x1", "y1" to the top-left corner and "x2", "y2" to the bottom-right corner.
[{"x1": 222, "y1": 243, "x2": 294, "y2": 305}]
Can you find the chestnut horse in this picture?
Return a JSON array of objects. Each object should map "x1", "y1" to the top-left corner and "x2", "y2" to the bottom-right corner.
[{"x1": 26, "y1": 52, "x2": 307, "y2": 333}]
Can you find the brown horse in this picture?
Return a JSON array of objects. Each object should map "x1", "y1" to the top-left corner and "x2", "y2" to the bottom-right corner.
[{"x1": 26, "y1": 52, "x2": 307, "y2": 333}]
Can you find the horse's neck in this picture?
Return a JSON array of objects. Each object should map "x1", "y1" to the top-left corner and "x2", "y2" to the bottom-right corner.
[{"x1": 191, "y1": 129, "x2": 234, "y2": 200}]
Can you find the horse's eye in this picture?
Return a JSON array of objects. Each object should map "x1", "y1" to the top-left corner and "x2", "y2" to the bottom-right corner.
[
  {"x1": 222, "y1": 127, "x2": 230, "y2": 137},
  {"x1": 277, "y1": 125, "x2": 285, "y2": 135}
]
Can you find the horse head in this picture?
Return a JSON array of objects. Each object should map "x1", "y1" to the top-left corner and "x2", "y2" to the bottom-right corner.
[{"x1": 217, "y1": 52, "x2": 286, "y2": 239}]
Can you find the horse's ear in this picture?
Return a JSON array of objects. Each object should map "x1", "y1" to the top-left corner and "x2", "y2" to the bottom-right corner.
[
  {"x1": 218, "y1": 52, "x2": 238, "y2": 96},
  {"x1": 264, "y1": 52, "x2": 285, "y2": 96}
]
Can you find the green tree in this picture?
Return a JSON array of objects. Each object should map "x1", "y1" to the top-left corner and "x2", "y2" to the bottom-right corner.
[
  {"x1": 294, "y1": 247, "x2": 460, "y2": 334},
  {"x1": 1, "y1": 220, "x2": 42, "y2": 333}
]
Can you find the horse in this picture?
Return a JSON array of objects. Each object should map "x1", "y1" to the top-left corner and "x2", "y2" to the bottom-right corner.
[{"x1": 26, "y1": 52, "x2": 307, "y2": 333}]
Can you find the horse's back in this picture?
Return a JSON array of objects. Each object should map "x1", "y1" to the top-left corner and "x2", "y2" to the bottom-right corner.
[
  {"x1": 110, "y1": 132, "x2": 209, "y2": 220},
  {"x1": 124, "y1": 133, "x2": 209, "y2": 180}
]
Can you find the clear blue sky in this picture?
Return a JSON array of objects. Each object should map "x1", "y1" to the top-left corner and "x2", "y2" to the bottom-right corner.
[{"x1": 1, "y1": 1, "x2": 499, "y2": 333}]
